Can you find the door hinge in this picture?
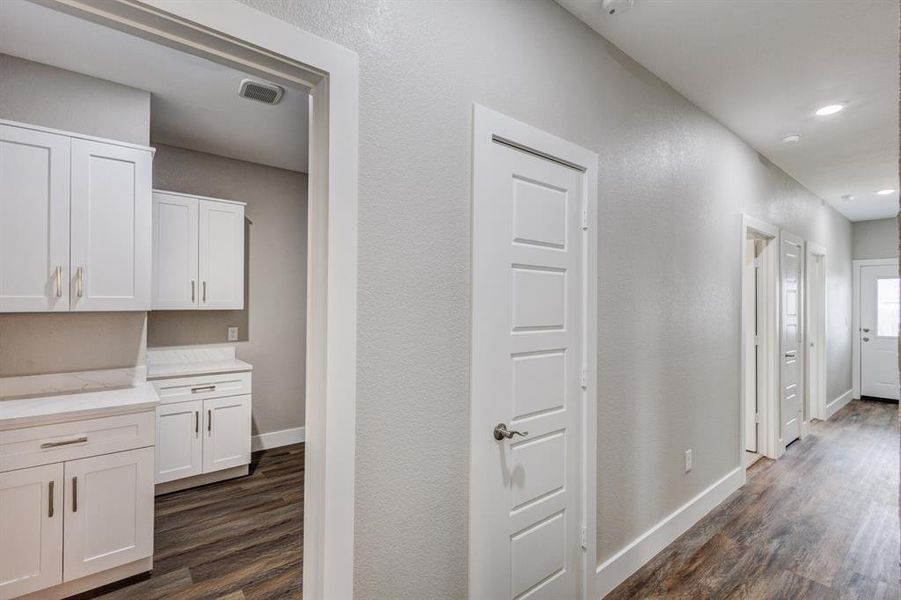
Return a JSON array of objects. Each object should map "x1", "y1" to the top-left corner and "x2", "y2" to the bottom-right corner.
[
  {"x1": 754, "y1": 335, "x2": 760, "y2": 347},
  {"x1": 581, "y1": 208, "x2": 589, "y2": 231},
  {"x1": 580, "y1": 526, "x2": 588, "y2": 551},
  {"x1": 755, "y1": 412, "x2": 760, "y2": 424},
  {"x1": 580, "y1": 365, "x2": 588, "y2": 389},
  {"x1": 753, "y1": 257, "x2": 760, "y2": 268}
]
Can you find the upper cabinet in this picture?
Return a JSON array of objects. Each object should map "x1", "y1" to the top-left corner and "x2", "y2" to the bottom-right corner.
[
  {"x1": 153, "y1": 190, "x2": 245, "y2": 310},
  {"x1": 0, "y1": 121, "x2": 153, "y2": 313}
]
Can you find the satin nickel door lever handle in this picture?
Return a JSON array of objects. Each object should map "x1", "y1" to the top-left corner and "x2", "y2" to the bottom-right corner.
[
  {"x1": 494, "y1": 423, "x2": 528, "y2": 441},
  {"x1": 55, "y1": 266, "x2": 62, "y2": 298}
]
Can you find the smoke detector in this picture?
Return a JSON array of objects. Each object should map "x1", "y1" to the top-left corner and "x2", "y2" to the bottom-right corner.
[
  {"x1": 238, "y1": 79, "x2": 284, "y2": 105},
  {"x1": 602, "y1": 0, "x2": 634, "y2": 15}
]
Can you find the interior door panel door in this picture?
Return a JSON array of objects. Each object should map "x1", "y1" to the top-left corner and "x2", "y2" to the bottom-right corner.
[{"x1": 780, "y1": 232, "x2": 804, "y2": 446}]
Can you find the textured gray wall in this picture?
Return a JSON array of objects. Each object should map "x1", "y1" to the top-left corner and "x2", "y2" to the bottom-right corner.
[
  {"x1": 237, "y1": 1, "x2": 854, "y2": 596},
  {"x1": 0, "y1": 54, "x2": 150, "y2": 377},
  {"x1": 852, "y1": 217, "x2": 898, "y2": 259},
  {"x1": 0, "y1": 53, "x2": 150, "y2": 145},
  {"x1": 147, "y1": 144, "x2": 308, "y2": 435}
]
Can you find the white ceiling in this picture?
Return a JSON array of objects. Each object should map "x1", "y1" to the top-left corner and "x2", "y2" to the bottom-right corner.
[
  {"x1": 558, "y1": 0, "x2": 899, "y2": 222},
  {"x1": 0, "y1": 0, "x2": 308, "y2": 173}
]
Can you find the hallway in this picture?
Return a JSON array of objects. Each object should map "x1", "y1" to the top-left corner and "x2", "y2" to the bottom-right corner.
[{"x1": 608, "y1": 400, "x2": 900, "y2": 599}]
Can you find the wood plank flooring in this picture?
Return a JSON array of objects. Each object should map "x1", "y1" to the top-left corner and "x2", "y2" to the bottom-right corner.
[
  {"x1": 607, "y1": 399, "x2": 900, "y2": 599},
  {"x1": 71, "y1": 444, "x2": 304, "y2": 600}
]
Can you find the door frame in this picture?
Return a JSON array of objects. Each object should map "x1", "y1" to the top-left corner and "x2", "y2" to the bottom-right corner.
[
  {"x1": 469, "y1": 104, "x2": 598, "y2": 600},
  {"x1": 852, "y1": 257, "x2": 899, "y2": 399},
  {"x1": 805, "y1": 243, "x2": 827, "y2": 420},
  {"x1": 740, "y1": 215, "x2": 779, "y2": 462},
  {"x1": 33, "y1": 1, "x2": 360, "y2": 597}
]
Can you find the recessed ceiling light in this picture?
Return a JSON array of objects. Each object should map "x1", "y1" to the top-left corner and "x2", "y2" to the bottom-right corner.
[
  {"x1": 841, "y1": 194, "x2": 854, "y2": 201},
  {"x1": 815, "y1": 104, "x2": 844, "y2": 116},
  {"x1": 782, "y1": 134, "x2": 801, "y2": 144},
  {"x1": 876, "y1": 189, "x2": 895, "y2": 195}
]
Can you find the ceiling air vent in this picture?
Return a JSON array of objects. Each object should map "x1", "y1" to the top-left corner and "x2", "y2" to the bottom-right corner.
[{"x1": 238, "y1": 79, "x2": 284, "y2": 105}]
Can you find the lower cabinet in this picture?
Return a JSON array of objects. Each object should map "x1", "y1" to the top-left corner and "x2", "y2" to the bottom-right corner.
[
  {"x1": 63, "y1": 448, "x2": 155, "y2": 581},
  {"x1": 0, "y1": 464, "x2": 63, "y2": 599},
  {"x1": 156, "y1": 394, "x2": 251, "y2": 485},
  {"x1": 0, "y1": 447, "x2": 153, "y2": 600}
]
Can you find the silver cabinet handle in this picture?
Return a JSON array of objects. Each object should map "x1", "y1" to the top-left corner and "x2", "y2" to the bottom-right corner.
[
  {"x1": 208, "y1": 409, "x2": 212, "y2": 434},
  {"x1": 202, "y1": 281, "x2": 207, "y2": 303},
  {"x1": 195, "y1": 411, "x2": 199, "y2": 436},
  {"x1": 41, "y1": 436, "x2": 88, "y2": 449},
  {"x1": 191, "y1": 280, "x2": 196, "y2": 302},
  {"x1": 76, "y1": 267, "x2": 83, "y2": 298},
  {"x1": 48, "y1": 481, "x2": 55, "y2": 518},
  {"x1": 191, "y1": 385, "x2": 216, "y2": 394},
  {"x1": 784, "y1": 352, "x2": 797, "y2": 358},
  {"x1": 72, "y1": 477, "x2": 78, "y2": 513},
  {"x1": 55, "y1": 266, "x2": 62, "y2": 298},
  {"x1": 494, "y1": 423, "x2": 528, "y2": 441}
]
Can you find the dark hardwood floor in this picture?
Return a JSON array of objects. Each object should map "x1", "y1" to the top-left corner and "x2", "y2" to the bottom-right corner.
[
  {"x1": 73, "y1": 443, "x2": 304, "y2": 600},
  {"x1": 607, "y1": 399, "x2": 900, "y2": 599}
]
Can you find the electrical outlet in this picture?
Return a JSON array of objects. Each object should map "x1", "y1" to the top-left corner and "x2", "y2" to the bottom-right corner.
[
  {"x1": 684, "y1": 449, "x2": 693, "y2": 473},
  {"x1": 227, "y1": 327, "x2": 239, "y2": 342}
]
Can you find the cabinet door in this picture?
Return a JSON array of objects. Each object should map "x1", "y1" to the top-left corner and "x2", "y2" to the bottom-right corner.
[
  {"x1": 0, "y1": 125, "x2": 70, "y2": 312},
  {"x1": 198, "y1": 200, "x2": 244, "y2": 310},
  {"x1": 70, "y1": 139, "x2": 152, "y2": 311},
  {"x1": 203, "y1": 395, "x2": 251, "y2": 473},
  {"x1": 0, "y1": 463, "x2": 63, "y2": 600},
  {"x1": 152, "y1": 192, "x2": 199, "y2": 309},
  {"x1": 156, "y1": 400, "x2": 203, "y2": 483},
  {"x1": 63, "y1": 447, "x2": 154, "y2": 581}
]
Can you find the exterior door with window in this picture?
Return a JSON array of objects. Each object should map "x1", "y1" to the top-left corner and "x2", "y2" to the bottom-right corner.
[{"x1": 860, "y1": 265, "x2": 899, "y2": 400}]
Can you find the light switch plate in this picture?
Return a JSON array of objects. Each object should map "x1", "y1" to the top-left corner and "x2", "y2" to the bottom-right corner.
[{"x1": 227, "y1": 327, "x2": 239, "y2": 342}]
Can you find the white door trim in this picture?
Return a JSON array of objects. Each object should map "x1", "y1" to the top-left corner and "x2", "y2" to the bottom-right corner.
[
  {"x1": 740, "y1": 215, "x2": 779, "y2": 462},
  {"x1": 805, "y1": 242, "x2": 827, "y2": 421},
  {"x1": 35, "y1": 2, "x2": 360, "y2": 597},
  {"x1": 469, "y1": 104, "x2": 598, "y2": 600},
  {"x1": 853, "y1": 257, "x2": 899, "y2": 399}
]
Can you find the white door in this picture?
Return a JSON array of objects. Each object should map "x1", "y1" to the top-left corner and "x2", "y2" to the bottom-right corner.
[
  {"x1": 203, "y1": 395, "x2": 251, "y2": 473},
  {"x1": 471, "y1": 124, "x2": 589, "y2": 599},
  {"x1": 0, "y1": 125, "x2": 70, "y2": 312},
  {"x1": 806, "y1": 250, "x2": 826, "y2": 419},
  {"x1": 0, "y1": 463, "x2": 63, "y2": 600},
  {"x1": 153, "y1": 192, "x2": 199, "y2": 309},
  {"x1": 63, "y1": 447, "x2": 154, "y2": 580},
  {"x1": 156, "y1": 400, "x2": 204, "y2": 483},
  {"x1": 70, "y1": 139, "x2": 152, "y2": 311},
  {"x1": 780, "y1": 232, "x2": 804, "y2": 446},
  {"x1": 198, "y1": 199, "x2": 244, "y2": 310},
  {"x1": 860, "y1": 264, "x2": 899, "y2": 400}
]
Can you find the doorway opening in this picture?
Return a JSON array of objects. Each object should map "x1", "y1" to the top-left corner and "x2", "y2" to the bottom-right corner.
[
  {"x1": 740, "y1": 216, "x2": 779, "y2": 466},
  {"x1": 0, "y1": 0, "x2": 358, "y2": 597}
]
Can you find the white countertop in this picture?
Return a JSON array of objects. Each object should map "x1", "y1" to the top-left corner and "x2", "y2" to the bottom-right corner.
[
  {"x1": 0, "y1": 381, "x2": 159, "y2": 430},
  {"x1": 146, "y1": 358, "x2": 253, "y2": 380},
  {"x1": 145, "y1": 345, "x2": 253, "y2": 380}
]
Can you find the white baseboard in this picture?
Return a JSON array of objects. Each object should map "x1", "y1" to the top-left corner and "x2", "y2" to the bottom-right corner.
[
  {"x1": 595, "y1": 466, "x2": 744, "y2": 598},
  {"x1": 252, "y1": 426, "x2": 305, "y2": 452},
  {"x1": 826, "y1": 389, "x2": 854, "y2": 419}
]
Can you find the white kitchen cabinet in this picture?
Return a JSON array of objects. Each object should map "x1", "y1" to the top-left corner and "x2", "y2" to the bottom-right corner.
[
  {"x1": 203, "y1": 395, "x2": 252, "y2": 473},
  {"x1": 0, "y1": 463, "x2": 64, "y2": 600},
  {"x1": 0, "y1": 125, "x2": 70, "y2": 312},
  {"x1": 152, "y1": 192, "x2": 199, "y2": 310},
  {"x1": 0, "y1": 120, "x2": 153, "y2": 314},
  {"x1": 153, "y1": 190, "x2": 245, "y2": 311},
  {"x1": 155, "y1": 399, "x2": 203, "y2": 483},
  {"x1": 70, "y1": 139, "x2": 152, "y2": 311},
  {"x1": 62, "y1": 447, "x2": 155, "y2": 581}
]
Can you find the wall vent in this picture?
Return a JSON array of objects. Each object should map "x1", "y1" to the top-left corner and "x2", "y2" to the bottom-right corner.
[{"x1": 238, "y1": 79, "x2": 284, "y2": 105}]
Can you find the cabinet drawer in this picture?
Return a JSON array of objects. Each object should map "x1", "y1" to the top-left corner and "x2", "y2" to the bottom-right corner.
[
  {"x1": 0, "y1": 411, "x2": 154, "y2": 473},
  {"x1": 151, "y1": 372, "x2": 251, "y2": 405}
]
